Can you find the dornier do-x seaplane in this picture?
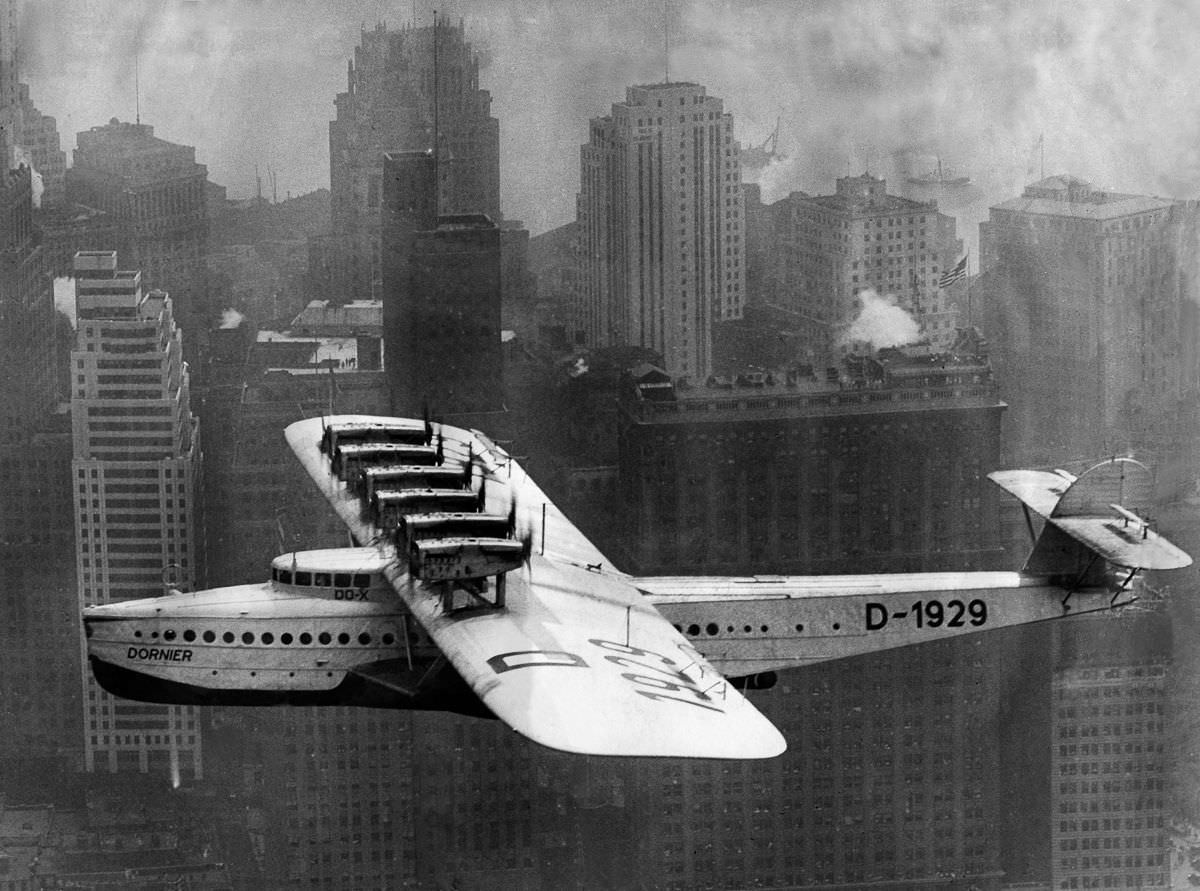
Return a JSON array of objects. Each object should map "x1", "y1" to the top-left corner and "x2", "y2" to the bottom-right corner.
[{"x1": 83, "y1": 415, "x2": 1192, "y2": 759}]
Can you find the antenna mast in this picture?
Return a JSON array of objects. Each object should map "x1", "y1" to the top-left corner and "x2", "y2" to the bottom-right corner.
[{"x1": 135, "y1": 52, "x2": 141, "y2": 125}]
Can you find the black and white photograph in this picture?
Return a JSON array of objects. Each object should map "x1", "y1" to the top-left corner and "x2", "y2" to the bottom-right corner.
[{"x1": 1, "y1": 1, "x2": 1199, "y2": 888}]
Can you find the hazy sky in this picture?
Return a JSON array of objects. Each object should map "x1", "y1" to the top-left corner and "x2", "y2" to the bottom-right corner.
[{"x1": 20, "y1": 0, "x2": 1200, "y2": 237}]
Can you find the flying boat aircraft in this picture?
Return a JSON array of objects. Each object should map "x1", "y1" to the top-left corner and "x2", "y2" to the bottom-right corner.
[{"x1": 83, "y1": 416, "x2": 1191, "y2": 759}]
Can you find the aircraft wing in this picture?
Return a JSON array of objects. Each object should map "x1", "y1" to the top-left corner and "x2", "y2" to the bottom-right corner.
[
  {"x1": 286, "y1": 415, "x2": 785, "y2": 759},
  {"x1": 987, "y1": 468, "x2": 1076, "y2": 517}
]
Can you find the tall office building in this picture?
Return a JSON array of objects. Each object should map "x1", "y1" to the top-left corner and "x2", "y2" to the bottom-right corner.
[
  {"x1": 0, "y1": 151, "x2": 80, "y2": 777},
  {"x1": 760, "y1": 174, "x2": 964, "y2": 362},
  {"x1": 70, "y1": 250, "x2": 202, "y2": 779},
  {"x1": 617, "y1": 333, "x2": 1004, "y2": 576},
  {"x1": 16, "y1": 83, "x2": 66, "y2": 208},
  {"x1": 330, "y1": 20, "x2": 500, "y2": 300},
  {"x1": 1050, "y1": 617, "x2": 1170, "y2": 891},
  {"x1": 380, "y1": 150, "x2": 503, "y2": 418},
  {"x1": 576, "y1": 82, "x2": 746, "y2": 380},
  {"x1": 67, "y1": 120, "x2": 209, "y2": 353},
  {"x1": 0, "y1": 0, "x2": 18, "y2": 167},
  {"x1": 978, "y1": 175, "x2": 1195, "y2": 464}
]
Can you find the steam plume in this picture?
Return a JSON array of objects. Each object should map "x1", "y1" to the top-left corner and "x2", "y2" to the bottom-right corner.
[{"x1": 838, "y1": 290, "x2": 920, "y2": 350}]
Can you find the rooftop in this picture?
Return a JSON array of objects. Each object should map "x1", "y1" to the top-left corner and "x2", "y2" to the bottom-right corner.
[
  {"x1": 992, "y1": 175, "x2": 1176, "y2": 220},
  {"x1": 290, "y1": 299, "x2": 382, "y2": 336}
]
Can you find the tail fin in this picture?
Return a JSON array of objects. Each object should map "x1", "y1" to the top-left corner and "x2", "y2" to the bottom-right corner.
[{"x1": 990, "y1": 458, "x2": 1191, "y2": 575}]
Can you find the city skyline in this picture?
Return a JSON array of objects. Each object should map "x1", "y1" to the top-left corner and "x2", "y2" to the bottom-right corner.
[
  {"x1": 18, "y1": 0, "x2": 1200, "y2": 243},
  {"x1": 2, "y1": 2, "x2": 1200, "y2": 890}
]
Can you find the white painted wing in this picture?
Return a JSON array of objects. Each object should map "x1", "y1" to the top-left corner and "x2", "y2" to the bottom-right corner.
[{"x1": 285, "y1": 415, "x2": 786, "y2": 759}]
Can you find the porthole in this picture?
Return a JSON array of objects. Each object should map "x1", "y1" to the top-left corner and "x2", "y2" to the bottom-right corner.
[
  {"x1": 151, "y1": 631, "x2": 159, "y2": 639},
  {"x1": 183, "y1": 630, "x2": 195, "y2": 642},
  {"x1": 795, "y1": 624, "x2": 804, "y2": 632},
  {"x1": 281, "y1": 633, "x2": 294, "y2": 645},
  {"x1": 318, "y1": 632, "x2": 332, "y2": 645},
  {"x1": 726, "y1": 625, "x2": 734, "y2": 633},
  {"x1": 672, "y1": 624, "x2": 682, "y2": 633},
  {"x1": 262, "y1": 632, "x2": 274, "y2": 645},
  {"x1": 134, "y1": 630, "x2": 143, "y2": 639},
  {"x1": 242, "y1": 632, "x2": 255, "y2": 644},
  {"x1": 382, "y1": 633, "x2": 395, "y2": 646},
  {"x1": 705, "y1": 623, "x2": 719, "y2": 636},
  {"x1": 761, "y1": 625, "x2": 768, "y2": 633},
  {"x1": 687, "y1": 624, "x2": 700, "y2": 636},
  {"x1": 832, "y1": 623, "x2": 841, "y2": 631},
  {"x1": 743, "y1": 625, "x2": 751, "y2": 633},
  {"x1": 300, "y1": 633, "x2": 313, "y2": 645},
  {"x1": 337, "y1": 632, "x2": 350, "y2": 645},
  {"x1": 222, "y1": 632, "x2": 234, "y2": 644},
  {"x1": 203, "y1": 630, "x2": 215, "y2": 643},
  {"x1": 163, "y1": 629, "x2": 176, "y2": 641},
  {"x1": 358, "y1": 633, "x2": 371, "y2": 645}
]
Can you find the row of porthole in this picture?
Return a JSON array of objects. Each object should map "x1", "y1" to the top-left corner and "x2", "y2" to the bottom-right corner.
[
  {"x1": 132, "y1": 628, "x2": 397, "y2": 647},
  {"x1": 674, "y1": 622, "x2": 821, "y2": 637}
]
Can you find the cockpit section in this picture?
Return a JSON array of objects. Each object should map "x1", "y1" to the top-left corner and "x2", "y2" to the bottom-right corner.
[{"x1": 269, "y1": 548, "x2": 393, "y2": 602}]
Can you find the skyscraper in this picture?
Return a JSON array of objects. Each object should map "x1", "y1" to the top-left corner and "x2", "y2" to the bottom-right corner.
[
  {"x1": 67, "y1": 120, "x2": 209, "y2": 354},
  {"x1": 16, "y1": 82, "x2": 67, "y2": 208},
  {"x1": 70, "y1": 250, "x2": 202, "y2": 779},
  {"x1": 978, "y1": 175, "x2": 1196, "y2": 464},
  {"x1": 0, "y1": 0, "x2": 18, "y2": 167},
  {"x1": 1050, "y1": 617, "x2": 1170, "y2": 891},
  {"x1": 380, "y1": 150, "x2": 503, "y2": 418},
  {"x1": 759, "y1": 174, "x2": 964, "y2": 362},
  {"x1": 576, "y1": 81, "x2": 746, "y2": 381},
  {"x1": 329, "y1": 20, "x2": 500, "y2": 300}
]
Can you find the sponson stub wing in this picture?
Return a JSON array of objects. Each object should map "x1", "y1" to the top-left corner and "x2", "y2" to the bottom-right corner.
[{"x1": 286, "y1": 415, "x2": 785, "y2": 760}]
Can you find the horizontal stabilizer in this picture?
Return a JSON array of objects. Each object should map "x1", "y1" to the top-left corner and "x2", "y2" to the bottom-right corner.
[{"x1": 990, "y1": 459, "x2": 1191, "y2": 571}]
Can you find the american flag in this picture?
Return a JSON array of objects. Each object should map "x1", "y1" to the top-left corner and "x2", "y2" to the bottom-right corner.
[{"x1": 939, "y1": 254, "x2": 968, "y2": 289}]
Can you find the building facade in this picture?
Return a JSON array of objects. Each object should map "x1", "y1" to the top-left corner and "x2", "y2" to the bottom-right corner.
[
  {"x1": 329, "y1": 20, "x2": 500, "y2": 301},
  {"x1": 66, "y1": 120, "x2": 209, "y2": 351},
  {"x1": 576, "y1": 82, "x2": 746, "y2": 381},
  {"x1": 16, "y1": 82, "x2": 67, "y2": 208},
  {"x1": 70, "y1": 251, "x2": 202, "y2": 779},
  {"x1": 762, "y1": 174, "x2": 963, "y2": 363},
  {"x1": 617, "y1": 335, "x2": 1005, "y2": 576},
  {"x1": 1050, "y1": 617, "x2": 1170, "y2": 891},
  {"x1": 978, "y1": 175, "x2": 1195, "y2": 465}
]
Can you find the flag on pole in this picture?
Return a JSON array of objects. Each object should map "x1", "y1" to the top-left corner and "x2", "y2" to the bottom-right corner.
[{"x1": 939, "y1": 254, "x2": 968, "y2": 289}]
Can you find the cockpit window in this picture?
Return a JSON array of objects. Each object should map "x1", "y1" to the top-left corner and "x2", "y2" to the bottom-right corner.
[
  {"x1": 277, "y1": 570, "x2": 292, "y2": 584},
  {"x1": 334, "y1": 573, "x2": 352, "y2": 588},
  {"x1": 295, "y1": 571, "x2": 312, "y2": 586},
  {"x1": 353, "y1": 573, "x2": 371, "y2": 588},
  {"x1": 314, "y1": 572, "x2": 331, "y2": 587}
]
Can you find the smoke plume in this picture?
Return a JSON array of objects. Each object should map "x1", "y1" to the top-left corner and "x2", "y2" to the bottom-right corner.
[
  {"x1": 219, "y1": 308, "x2": 246, "y2": 330},
  {"x1": 53, "y1": 277, "x2": 76, "y2": 328},
  {"x1": 838, "y1": 290, "x2": 920, "y2": 350}
]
